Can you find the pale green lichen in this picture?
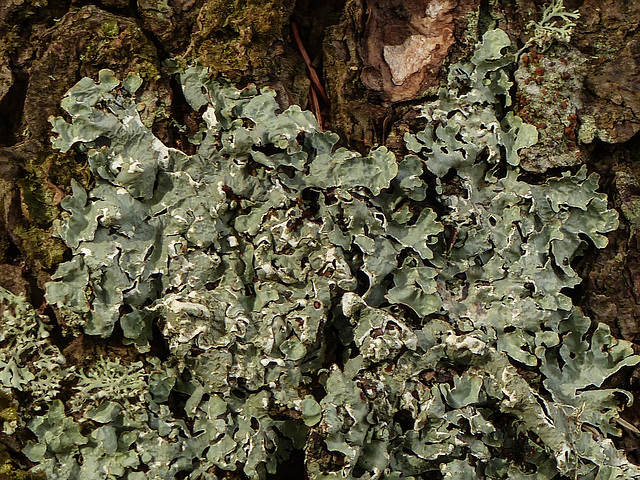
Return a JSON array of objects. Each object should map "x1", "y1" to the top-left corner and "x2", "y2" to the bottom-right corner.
[
  {"x1": 0, "y1": 288, "x2": 66, "y2": 407},
  {"x1": 2, "y1": 27, "x2": 637, "y2": 480},
  {"x1": 528, "y1": 0, "x2": 580, "y2": 52}
]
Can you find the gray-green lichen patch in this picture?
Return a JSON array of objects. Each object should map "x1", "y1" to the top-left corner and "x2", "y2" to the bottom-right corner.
[
  {"x1": 4, "y1": 26, "x2": 637, "y2": 480},
  {"x1": 0, "y1": 288, "x2": 66, "y2": 407},
  {"x1": 527, "y1": 0, "x2": 579, "y2": 53}
]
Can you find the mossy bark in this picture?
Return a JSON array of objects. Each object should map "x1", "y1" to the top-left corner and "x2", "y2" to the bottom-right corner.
[{"x1": 1, "y1": 0, "x2": 640, "y2": 473}]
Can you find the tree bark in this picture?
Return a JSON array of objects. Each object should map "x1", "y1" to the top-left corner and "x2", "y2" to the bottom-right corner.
[{"x1": 1, "y1": 0, "x2": 640, "y2": 475}]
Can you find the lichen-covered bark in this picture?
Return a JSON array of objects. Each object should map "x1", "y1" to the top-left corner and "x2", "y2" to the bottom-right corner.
[{"x1": 1, "y1": 0, "x2": 640, "y2": 475}]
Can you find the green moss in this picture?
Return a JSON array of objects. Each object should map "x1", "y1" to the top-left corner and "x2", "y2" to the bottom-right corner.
[
  {"x1": 191, "y1": 0, "x2": 294, "y2": 79},
  {"x1": 156, "y1": 0, "x2": 171, "y2": 14},
  {"x1": 101, "y1": 19, "x2": 119, "y2": 37},
  {"x1": 0, "y1": 392, "x2": 16, "y2": 423},
  {"x1": 12, "y1": 225, "x2": 66, "y2": 270},
  {"x1": 0, "y1": 25, "x2": 22, "y2": 56},
  {"x1": 29, "y1": 151, "x2": 91, "y2": 193},
  {"x1": 0, "y1": 446, "x2": 46, "y2": 479},
  {"x1": 17, "y1": 179, "x2": 59, "y2": 227},
  {"x1": 10, "y1": 150, "x2": 90, "y2": 270},
  {"x1": 79, "y1": 25, "x2": 159, "y2": 79}
]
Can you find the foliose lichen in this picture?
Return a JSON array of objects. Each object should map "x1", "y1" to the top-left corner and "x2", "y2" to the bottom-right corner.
[{"x1": 2, "y1": 25, "x2": 638, "y2": 480}]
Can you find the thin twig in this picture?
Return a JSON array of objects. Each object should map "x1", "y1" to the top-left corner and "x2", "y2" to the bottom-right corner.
[
  {"x1": 291, "y1": 21, "x2": 330, "y2": 105},
  {"x1": 308, "y1": 87, "x2": 323, "y2": 130}
]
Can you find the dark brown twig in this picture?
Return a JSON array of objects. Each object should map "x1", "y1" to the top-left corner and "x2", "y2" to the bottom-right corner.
[
  {"x1": 291, "y1": 21, "x2": 330, "y2": 105},
  {"x1": 308, "y1": 87, "x2": 323, "y2": 131}
]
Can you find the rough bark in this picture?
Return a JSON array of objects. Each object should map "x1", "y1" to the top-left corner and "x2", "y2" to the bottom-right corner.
[{"x1": 1, "y1": 0, "x2": 640, "y2": 475}]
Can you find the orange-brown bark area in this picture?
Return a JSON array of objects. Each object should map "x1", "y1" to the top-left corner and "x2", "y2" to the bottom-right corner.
[{"x1": 360, "y1": 0, "x2": 476, "y2": 103}]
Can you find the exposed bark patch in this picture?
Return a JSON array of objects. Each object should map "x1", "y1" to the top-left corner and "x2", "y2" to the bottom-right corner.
[
  {"x1": 360, "y1": 0, "x2": 464, "y2": 103},
  {"x1": 573, "y1": 0, "x2": 640, "y2": 143},
  {"x1": 0, "y1": 53, "x2": 12, "y2": 105},
  {"x1": 583, "y1": 153, "x2": 640, "y2": 343},
  {"x1": 0, "y1": 264, "x2": 28, "y2": 296},
  {"x1": 324, "y1": 0, "x2": 386, "y2": 149},
  {"x1": 137, "y1": 0, "x2": 205, "y2": 56},
  {"x1": 581, "y1": 38, "x2": 640, "y2": 143}
]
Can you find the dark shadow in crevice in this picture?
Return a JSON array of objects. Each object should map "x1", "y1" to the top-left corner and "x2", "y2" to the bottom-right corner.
[
  {"x1": 149, "y1": 317, "x2": 171, "y2": 361},
  {"x1": 0, "y1": 69, "x2": 29, "y2": 147},
  {"x1": 72, "y1": 0, "x2": 138, "y2": 19},
  {"x1": 266, "y1": 447, "x2": 307, "y2": 480},
  {"x1": 477, "y1": 0, "x2": 494, "y2": 38},
  {"x1": 320, "y1": 317, "x2": 349, "y2": 372},
  {"x1": 43, "y1": 304, "x2": 71, "y2": 354},
  {"x1": 585, "y1": 129, "x2": 640, "y2": 192},
  {"x1": 2, "y1": 239, "x2": 21, "y2": 266}
]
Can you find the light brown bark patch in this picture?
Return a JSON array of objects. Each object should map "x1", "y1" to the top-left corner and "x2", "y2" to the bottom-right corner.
[{"x1": 360, "y1": 0, "x2": 463, "y2": 103}]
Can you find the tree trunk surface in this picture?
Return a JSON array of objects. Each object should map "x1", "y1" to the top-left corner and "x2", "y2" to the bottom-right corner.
[{"x1": 1, "y1": 0, "x2": 640, "y2": 477}]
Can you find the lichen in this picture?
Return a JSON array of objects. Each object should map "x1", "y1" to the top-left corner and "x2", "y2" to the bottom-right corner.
[
  {"x1": 3, "y1": 26, "x2": 637, "y2": 480},
  {"x1": 527, "y1": 0, "x2": 579, "y2": 52},
  {"x1": 0, "y1": 288, "x2": 66, "y2": 406}
]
